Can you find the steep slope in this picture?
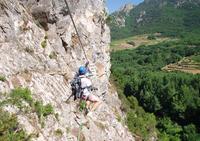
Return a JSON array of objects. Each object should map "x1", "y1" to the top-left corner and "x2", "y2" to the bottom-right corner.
[
  {"x1": 111, "y1": 40, "x2": 200, "y2": 141},
  {"x1": 0, "y1": 0, "x2": 134, "y2": 140},
  {"x1": 109, "y1": 4, "x2": 135, "y2": 27},
  {"x1": 110, "y1": 0, "x2": 200, "y2": 40}
]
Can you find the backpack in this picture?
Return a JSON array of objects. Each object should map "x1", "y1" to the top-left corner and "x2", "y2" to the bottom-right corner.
[{"x1": 70, "y1": 76, "x2": 83, "y2": 100}]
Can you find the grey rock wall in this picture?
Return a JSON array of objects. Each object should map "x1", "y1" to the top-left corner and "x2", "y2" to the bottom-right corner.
[{"x1": 0, "y1": 0, "x2": 134, "y2": 141}]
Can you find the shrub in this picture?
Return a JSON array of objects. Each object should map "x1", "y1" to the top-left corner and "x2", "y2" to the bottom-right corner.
[
  {"x1": 10, "y1": 87, "x2": 33, "y2": 108},
  {"x1": 0, "y1": 108, "x2": 30, "y2": 141},
  {"x1": 0, "y1": 75, "x2": 6, "y2": 82},
  {"x1": 66, "y1": 127, "x2": 70, "y2": 134},
  {"x1": 41, "y1": 40, "x2": 47, "y2": 48},
  {"x1": 1, "y1": 87, "x2": 54, "y2": 128},
  {"x1": 55, "y1": 113, "x2": 59, "y2": 121},
  {"x1": 106, "y1": 16, "x2": 112, "y2": 24},
  {"x1": 127, "y1": 41, "x2": 136, "y2": 46},
  {"x1": 34, "y1": 101, "x2": 53, "y2": 117},
  {"x1": 49, "y1": 51, "x2": 57, "y2": 59},
  {"x1": 54, "y1": 129, "x2": 63, "y2": 137},
  {"x1": 44, "y1": 35, "x2": 48, "y2": 40},
  {"x1": 147, "y1": 35, "x2": 156, "y2": 40},
  {"x1": 25, "y1": 47, "x2": 34, "y2": 54},
  {"x1": 126, "y1": 97, "x2": 157, "y2": 141},
  {"x1": 79, "y1": 101, "x2": 87, "y2": 112},
  {"x1": 157, "y1": 118, "x2": 182, "y2": 141},
  {"x1": 181, "y1": 124, "x2": 200, "y2": 141},
  {"x1": 34, "y1": 101, "x2": 54, "y2": 126},
  {"x1": 43, "y1": 104, "x2": 54, "y2": 116},
  {"x1": 190, "y1": 54, "x2": 200, "y2": 62}
]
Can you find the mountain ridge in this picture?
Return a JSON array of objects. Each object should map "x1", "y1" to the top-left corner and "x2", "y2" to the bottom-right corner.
[{"x1": 109, "y1": 0, "x2": 200, "y2": 40}]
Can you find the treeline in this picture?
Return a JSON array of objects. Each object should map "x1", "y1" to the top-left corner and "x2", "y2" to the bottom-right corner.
[{"x1": 111, "y1": 39, "x2": 200, "y2": 140}]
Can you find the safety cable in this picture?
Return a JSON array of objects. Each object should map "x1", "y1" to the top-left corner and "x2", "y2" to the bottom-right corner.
[{"x1": 63, "y1": 0, "x2": 89, "y2": 61}]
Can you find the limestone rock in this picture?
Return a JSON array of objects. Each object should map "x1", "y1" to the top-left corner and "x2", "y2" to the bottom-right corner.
[
  {"x1": 109, "y1": 3, "x2": 134, "y2": 28},
  {"x1": 0, "y1": 0, "x2": 134, "y2": 141}
]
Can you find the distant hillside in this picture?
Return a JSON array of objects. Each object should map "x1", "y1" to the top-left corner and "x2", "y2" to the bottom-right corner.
[
  {"x1": 109, "y1": 0, "x2": 200, "y2": 40},
  {"x1": 109, "y1": 4, "x2": 134, "y2": 28}
]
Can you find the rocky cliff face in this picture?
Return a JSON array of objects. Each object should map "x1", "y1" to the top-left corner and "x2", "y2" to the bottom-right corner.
[
  {"x1": 119, "y1": 4, "x2": 135, "y2": 14},
  {"x1": 109, "y1": 4, "x2": 134, "y2": 28},
  {"x1": 0, "y1": 0, "x2": 134, "y2": 141}
]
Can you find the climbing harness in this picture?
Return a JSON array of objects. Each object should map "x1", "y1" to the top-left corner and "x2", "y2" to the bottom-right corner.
[
  {"x1": 63, "y1": 0, "x2": 102, "y2": 104},
  {"x1": 69, "y1": 74, "x2": 98, "y2": 102},
  {"x1": 63, "y1": 0, "x2": 88, "y2": 61}
]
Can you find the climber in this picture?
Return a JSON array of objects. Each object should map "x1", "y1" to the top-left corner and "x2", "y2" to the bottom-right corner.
[{"x1": 78, "y1": 65, "x2": 101, "y2": 114}]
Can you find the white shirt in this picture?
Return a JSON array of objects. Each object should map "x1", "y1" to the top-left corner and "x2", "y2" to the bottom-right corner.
[{"x1": 79, "y1": 75, "x2": 92, "y2": 97}]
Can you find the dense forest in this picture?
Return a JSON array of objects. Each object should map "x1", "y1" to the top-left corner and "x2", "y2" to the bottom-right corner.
[{"x1": 111, "y1": 36, "x2": 200, "y2": 140}]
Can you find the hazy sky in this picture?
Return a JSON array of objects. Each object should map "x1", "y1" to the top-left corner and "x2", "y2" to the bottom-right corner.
[{"x1": 106, "y1": 0, "x2": 144, "y2": 13}]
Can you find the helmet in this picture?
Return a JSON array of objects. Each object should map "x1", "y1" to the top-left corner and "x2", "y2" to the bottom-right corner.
[{"x1": 79, "y1": 66, "x2": 87, "y2": 75}]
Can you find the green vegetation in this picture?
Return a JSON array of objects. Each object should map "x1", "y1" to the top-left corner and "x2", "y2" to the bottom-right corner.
[
  {"x1": 34, "y1": 101, "x2": 54, "y2": 127},
  {"x1": 79, "y1": 100, "x2": 87, "y2": 112},
  {"x1": 106, "y1": 15, "x2": 112, "y2": 24},
  {"x1": 111, "y1": 38, "x2": 200, "y2": 140},
  {"x1": 0, "y1": 108, "x2": 30, "y2": 141},
  {"x1": 25, "y1": 47, "x2": 34, "y2": 54},
  {"x1": 0, "y1": 75, "x2": 6, "y2": 82},
  {"x1": 41, "y1": 33, "x2": 48, "y2": 48},
  {"x1": 109, "y1": 0, "x2": 200, "y2": 40},
  {"x1": 110, "y1": 34, "x2": 171, "y2": 51},
  {"x1": 163, "y1": 55, "x2": 200, "y2": 74},
  {"x1": 34, "y1": 101, "x2": 54, "y2": 118},
  {"x1": 111, "y1": 78, "x2": 157, "y2": 140},
  {"x1": 0, "y1": 87, "x2": 54, "y2": 128},
  {"x1": 54, "y1": 129, "x2": 63, "y2": 137},
  {"x1": 126, "y1": 41, "x2": 135, "y2": 46},
  {"x1": 49, "y1": 51, "x2": 57, "y2": 59},
  {"x1": 55, "y1": 113, "x2": 59, "y2": 121},
  {"x1": 41, "y1": 40, "x2": 47, "y2": 48},
  {"x1": 66, "y1": 127, "x2": 70, "y2": 134},
  {"x1": 190, "y1": 54, "x2": 200, "y2": 63},
  {"x1": 110, "y1": 0, "x2": 200, "y2": 140},
  {"x1": 0, "y1": 88, "x2": 34, "y2": 140},
  {"x1": 44, "y1": 35, "x2": 48, "y2": 40},
  {"x1": 147, "y1": 35, "x2": 156, "y2": 40},
  {"x1": 10, "y1": 88, "x2": 33, "y2": 107}
]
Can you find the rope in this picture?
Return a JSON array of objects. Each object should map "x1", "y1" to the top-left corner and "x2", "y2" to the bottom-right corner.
[
  {"x1": 63, "y1": 0, "x2": 89, "y2": 61},
  {"x1": 77, "y1": 123, "x2": 83, "y2": 141}
]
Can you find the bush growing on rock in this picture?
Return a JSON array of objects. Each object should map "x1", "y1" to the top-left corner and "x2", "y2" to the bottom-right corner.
[
  {"x1": 0, "y1": 87, "x2": 54, "y2": 128},
  {"x1": 0, "y1": 75, "x2": 6, "y2": 82},
  {"x1": 10, "y1": 87, "x2": 33, "y2": 106},
  {"x1": 54, "y1": 129, "x2": 63, "y2": 137},
  {"x1": 0, "y1": 108, "x2": 30, "y2": 141},
  {"x1": 41, "y1": 40, "x2": 47, "y2": 48}
]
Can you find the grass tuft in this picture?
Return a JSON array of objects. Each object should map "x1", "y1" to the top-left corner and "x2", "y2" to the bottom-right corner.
[
  {"x1": 54, "y1": 129, "x2": 63, "y2": 137},
  {"x1": 0, "y1": 75, "x2": 6, "y2": 82},
  {"x1": 41, "y1": 40, "x2": 47, "y2": 48}
]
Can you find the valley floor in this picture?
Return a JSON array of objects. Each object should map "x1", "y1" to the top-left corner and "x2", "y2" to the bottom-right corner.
[{"x1": 110, "y1": 34, "x2": 176, "y2": 51}]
